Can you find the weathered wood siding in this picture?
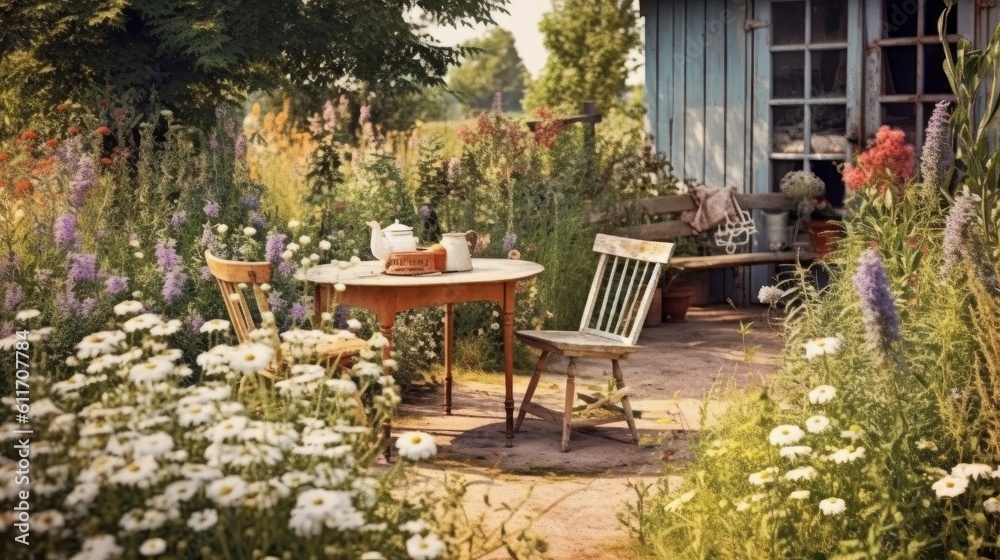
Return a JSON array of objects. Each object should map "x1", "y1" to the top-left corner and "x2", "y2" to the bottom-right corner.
[{"x1": 641, "y1": 0, "x2": 749, "y2": 191}]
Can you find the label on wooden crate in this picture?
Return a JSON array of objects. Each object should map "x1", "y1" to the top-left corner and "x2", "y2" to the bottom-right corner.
[{"x1": 385, "y1": 252, "x2": 437, "y2": 275}]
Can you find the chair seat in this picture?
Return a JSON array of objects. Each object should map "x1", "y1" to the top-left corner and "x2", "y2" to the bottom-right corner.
[{"x1": 515, "y1": 330, "x2": 639, "y2": 359}]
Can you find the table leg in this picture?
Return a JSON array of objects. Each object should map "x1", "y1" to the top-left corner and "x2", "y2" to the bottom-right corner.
[
  {"x1": 444, "y1": 303, "x2": 454, "y2": 415},
  {"x1": 503, "y1": 282, "x2": 516, "y2": 447},
  {"x1": 378, "y1": 311, "x2": 396, "y2": 461},
  {"x1": 313, "y1": 284, "x2": 329, "y2": 327}
]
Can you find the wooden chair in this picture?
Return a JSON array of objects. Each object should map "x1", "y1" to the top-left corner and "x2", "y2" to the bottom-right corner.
[
  {"x1": 514, "y1": 234, "x2": 674, "y2": 452},
  {"x1": 203, "y1": 251, "x2": 367, "y2": 374}
]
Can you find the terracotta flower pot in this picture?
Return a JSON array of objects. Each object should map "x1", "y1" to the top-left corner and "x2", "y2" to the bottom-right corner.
[
  {"x1": 644, "y1": 288, "x2": 663, "y2": 327},
  {"x1": 808, "y1": 220, "x2": 844, "y2": 258},
  {"x1": 662, "y1": 288, "x2": 694, "y2": 323}
]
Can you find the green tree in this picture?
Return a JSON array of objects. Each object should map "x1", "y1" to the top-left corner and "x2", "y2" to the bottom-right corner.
[
  {"x1": 0, "y1": 0, "x2": 505, "y2": 131},
  {"x1": 448, "y1": 28, "x2": 528, "y2": 112},
  {"x1": 524, "y1": 0, "x2": 640, "y2": 113}
]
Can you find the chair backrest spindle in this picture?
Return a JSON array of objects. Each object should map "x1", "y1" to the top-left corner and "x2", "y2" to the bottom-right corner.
[
  {"x1": 205, "y1": 251, "x2": 274, "y2": 345},
  {"x1": 579, "y1": 234, "x2": 674, "y2": 346}
]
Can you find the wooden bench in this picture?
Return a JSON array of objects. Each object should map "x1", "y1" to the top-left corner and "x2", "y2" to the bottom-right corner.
[{"x1": 592, "y1": 192, "x2": 820, "y2": 302}]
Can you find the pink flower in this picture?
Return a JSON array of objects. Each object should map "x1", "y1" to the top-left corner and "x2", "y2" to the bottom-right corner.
[{"x1": 842, "y1": 126, "x2": 915, "y2": 197}]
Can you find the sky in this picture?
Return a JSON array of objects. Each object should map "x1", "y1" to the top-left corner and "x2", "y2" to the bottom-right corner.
[{"x1": 425, "y1": 2, "x2": 551, "y2": 78}]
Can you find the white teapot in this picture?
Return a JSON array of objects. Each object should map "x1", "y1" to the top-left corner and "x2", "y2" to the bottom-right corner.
[{"x1": 367, "y1": 220, "x2": 419, "y2": 262}]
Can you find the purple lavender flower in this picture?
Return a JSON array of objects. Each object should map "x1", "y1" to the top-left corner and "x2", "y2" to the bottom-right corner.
[
  {"x1": 0, "y1": 322, "x2": 12, "y2": 337},
  {"x1": 68, "y1": 253, "x2": 98, "y2": 283},
  {"x1": 215, "y1": 105, "x2": 228, "y2": 120},
  {"x1": 189, "y1": 313, "x2": 205, "y2": 333},
  {"x1": 55, "y1": 285, "x2": 80, "y2": 316},
  {"x1": 35, "y1": 269, "x2": 52, "y2": 287},
  {"x1": 503, "y1": 232, "x2": 518, "y2": 252},
  {"x1": 155, "y1": 239, "x2": 183, "y2": 271},
  {"x1": 853, "y1": 249, "x2": 902, "y2": 353},
  {"x1": 3, "y1": 284, "x2": 24, "y2": 311},
  {"x1": 54, "y1": 213, "x2": 78, "y2": 250},
  {"x1": 268, "y1": 292, "x2": 287, "y2": 312},
  {"x1": 0, "y1": 253, "x2": 20, "y2": 283},
  {"x1": 234, "y1": 134, "x2": 247, "y2": 158},
  {"x1": 162, "y1": 270, "x2": 187, "y2": 303},
  {"x1": 203, "y1": 201, "x2": 221, "y2": 218},
  {"x1": 290, "y1": 302, "x2": 308, "y2": 322},
  {"x1": 419, "y1": 205, "x2": 432, "y2": 219},
  {"x1": 359, "y1": 105, "x2": 371, "y2": 127},
  {"x1": 920, "y1": 101, "x2": 953, "y2": 198},
  {"x1": 201, "y1": 265, "x2": 212, "y2": 280},
  {"x1": 80, "y1": 297, "x2": 96, "y2": 316},
  {"x1": 447, "y1": 157, "x2": 461, "y2": 183},
  {"x1": 278, "y1": 260, "x2": 295, "y2": 279},
  {"x1": 209, "y1": 136, "x2": 220, "y2": 152},
  {"x1": 941, "y1": 192, "x2": 977, "y2": 277},
  {"x1": 249, "y1": 212, "x2": 267, "y2": 229},
  {"x1": 492, "y1": 92, "x2": 503, "y2": 112},
  {"x1": 105, "y1": 275, "x2": 129, "y2": 295},
  {"x1": 170, "y1": 210, "x2": 188, "y2": 230},
  {"x1": 69, "y1": 156, "x2": 96, "y2": 208},
  {"x1": 323, "y1": 100, "x2": 338, "y2": 132},
  {"x1": 265, "y1": 233, "x2": 287, "y2": 263},
  {"x1": 240, "y1": 195, "x2": 260, "y2": 211}
]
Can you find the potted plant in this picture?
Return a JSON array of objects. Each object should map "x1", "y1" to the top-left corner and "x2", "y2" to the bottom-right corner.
[
  {"x1": 658, "y1": 265, "x2": 695, "y2": 323},
  {"x1": 807, "y1": 196, "x2": 844, "y2": 258},
  {"x1": 779, "y1": 170, "x2": 826, "y2": 244}
]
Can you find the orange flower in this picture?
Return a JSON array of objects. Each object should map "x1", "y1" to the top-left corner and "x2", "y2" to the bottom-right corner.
[
  {"x1": 67, "y1": 126, "x2": 82, "y2": 134},
  {"x1": 57, "y1": 103, "x2": 69, "y2": 112},
  {"x1": 0, "y1": 153, "x2": 8, "y2": 162},
  {"x1": 20, "y1": 130, "x2": 38, "y2": 141},
  {"x1": 45, "y1": 138, "x2": 59, "y2": 148},
  {"x1": 96, "y1": 126, "x2": 112, "y2": 136},
  {"x1": 100, "y1": 157, "x2": 113, "y2": 166},
  {"x1": 14, "y1": 178, "x2": 32, "y2": 196}
]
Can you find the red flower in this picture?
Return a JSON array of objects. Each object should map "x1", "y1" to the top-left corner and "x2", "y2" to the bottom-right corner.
[
  {"x1": 99, "y1": 98, "x2": 110, "y2": 106},
  {"x1": 100, "y1": 157, "x2": 113, "y2": 166},
  {"x1": 113, "y1": 107, "x2": 128, "y2": 120},
  {"x1": 45, "y1": 138, "x2": 59, "y2": 148},
  {"x1": 20, "y1": 130, "x2": 38, "y2": 141},
  {"x1": 841, "y1": 125, "x2": 915, "y2": 197},
  {"x1": 67, "y1": 126, "x2": 82, "y2": 135},
  {"x1": 96, "y1": 126, "x2": 112, "y2": 136},
  {"x1": 57, "y1": 103, "x2": 69, "y2": 112},
  {"x1": 14, "y1": 178, "x2": 32, "y2": 196},
  {"x1": 0, "y1": 153, "x2": 8, "y2": 162}
]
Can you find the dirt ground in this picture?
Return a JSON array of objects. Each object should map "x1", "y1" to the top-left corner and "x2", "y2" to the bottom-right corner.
[{"x1": 393, "y1": 304, "x2": 785, "y2": 559}]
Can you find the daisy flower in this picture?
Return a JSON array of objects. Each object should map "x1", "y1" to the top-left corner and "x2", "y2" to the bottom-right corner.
[
  {"x1": 180, "y1": 463, "x2": 223, "y2": 481},
  {"x1": 76, "y1": 330, "x2": 127, "y2": 358},
  {"x1": 206, "y1": 476, "x2": 249, "y2": 507},
  {"x1": 984, "y1": 497, "x2": 1000, "y2": 513},
  {"x1": 199, "y1": 319, "x2": 231, "y2": 334},
  {"x1": 177, "y1": 402, "x2": 217, "y2": 427},
  {"x1": 802, "y1": 336, "x2": 843, "y2": 359},
  {"x1": 205, "y1": 416, "x2": 249, "y2": 441},
  {"x1": 15, "y1": 309, "x2": 41, "y2": 321},
  {"x1": 841, "y1": 425, "x2": 865, "y2": 441},
  {"x1": 819, "y1": 497, "x2": 846, "y2": 515},
  {"x1": 132, "y1": 432, "x2": 174, "y2": 458},
  {"x1": 128, "y1": 358, "x2": 175, "y2": 384},
  {"x1": 165, "y1": 480, "x2": 201, "y2": 503},
  {"x1": 122, "y1": 313, "x2": 163, "y2": 333},
  {"x1": 109, "y1": 456, "x2": 159, "y2": 488},
  {"x1": 808, "y1": 385, "x2": 837, "y2": 404},
  {"x1": 779, "y1": 445, "x2": 812, "y2": 459},
  {"x1": 769, "y1": 425, "x2": 806, "y2": 446},
  {"x1": 805, "y1": 415, "x2": 831, "y2": 434},
  {"x1": 828, "y1": 446, "x2": 866, "y2": 464},
  {"x1": 406, "y1": 533, "x2": 446, "y2": 560},
  {"x1": 784, "y1": 466, "x2": 818, "y2": 481},
  {"x1": 187, "y1": 508, "x2": 218, "y2": 531},
  {"x1": 951, "y1": 463, "x2": 994, "y2": 480},
  {"x1": 400, "y1": 519, "x2": 429, "y2": 534},
  {"x1": 139, "y1": 537, "x2": 167, "y2": 556},
  {"x1": 113, "y1": 300, "x2": 144, "y2": 316},
  {"x1": 789, "y1": 490, "x2": 810, "y2": 500},
  {"x1": 932, "y1": 475, "x2": 969, "y2": 498},
  {"x1": 748, "y1": 470, "x2": 775, "y2": 486},
  {"x1": 395, "y1": 431, "x2": 437, "y2": 461},
  {"x1": 227, "y1": 343, "x2": 274, "y2": 374},
  {"x1": 149, "y1": 319, "x2": 182, "y2": 337},
  {"x1": 33, "y1": 510, "x2": 65, "y2": 534}
]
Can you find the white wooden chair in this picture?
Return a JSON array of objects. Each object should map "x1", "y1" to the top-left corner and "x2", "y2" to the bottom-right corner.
[
  {"x1": 514, "y1": 234, "x2": 674, "y2": 451},
  {"x1": 204, "y1": 251, "x2": 367, "y2": 373}
]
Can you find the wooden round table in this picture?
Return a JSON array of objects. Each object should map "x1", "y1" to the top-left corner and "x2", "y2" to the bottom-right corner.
[{"x1": 305, "y1": 258, "x2": 545, "y2": 447}]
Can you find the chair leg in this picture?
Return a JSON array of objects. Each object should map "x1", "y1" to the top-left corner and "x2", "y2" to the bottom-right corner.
[
  {"x1": 612, "y1": 359, "x2": 639, "y2": 443},
  {"x1": 515, "y1": 351, "x2": 548, "y2": 432},
  {"x1": 561, "y1": 357, "x2": 577, "y2": 452}
]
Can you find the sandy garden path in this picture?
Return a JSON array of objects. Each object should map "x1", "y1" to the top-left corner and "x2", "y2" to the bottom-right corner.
[{"x1": 394, "y1": 305, "x2": 785, "y2": 559}]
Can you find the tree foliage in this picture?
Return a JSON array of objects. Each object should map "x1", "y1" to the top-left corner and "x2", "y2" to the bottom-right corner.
[
  {"x1": 0, "y1": 0, "x2": 505, "y2": 131},
  {"x1": 448, "y1": 28, "x2": 528, "y2": 112},
  {"x1": 523, "y1": 0, "x2": 640, "y2": 113}
]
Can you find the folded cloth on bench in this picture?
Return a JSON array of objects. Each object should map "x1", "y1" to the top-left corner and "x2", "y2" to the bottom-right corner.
[{"x1": 680, "y1": 185, "x2": 739, "y2": 233}]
